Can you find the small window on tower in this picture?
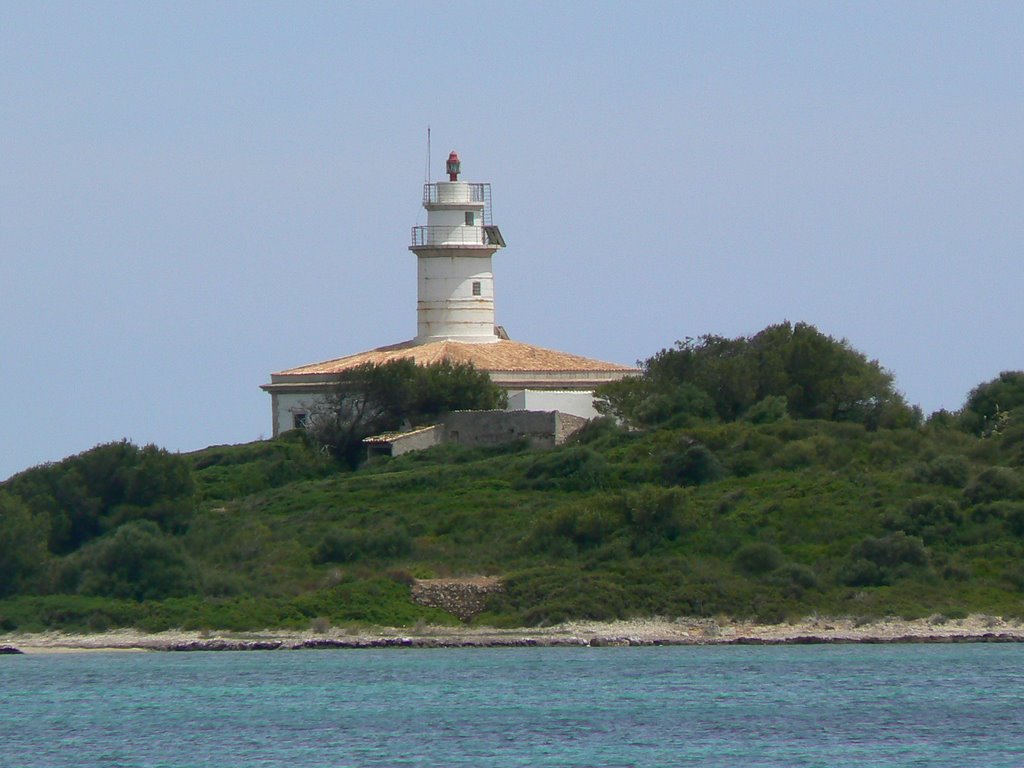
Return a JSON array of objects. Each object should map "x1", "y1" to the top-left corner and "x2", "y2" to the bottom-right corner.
[
  {"x1": 472, "y1": 281, "x2": 482, "y2": 296},
  {"x1": 465, "y1": 212, "x2": 475, "y2": 225}
]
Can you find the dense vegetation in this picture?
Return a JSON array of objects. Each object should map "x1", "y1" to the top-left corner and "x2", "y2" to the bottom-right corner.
[
  {"x1": 305, "y1": 358, "x2": 506, "y2": 466},
  {"x1": 1, "y1": 324, "x2": 1023, "y2": 633},
  {"x1": 596, "y1": 322, "x2": 919, "y2": 429}
]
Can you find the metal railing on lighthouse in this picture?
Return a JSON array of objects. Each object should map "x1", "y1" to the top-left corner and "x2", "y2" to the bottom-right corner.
[
  {"x1": 421, "y1": 183, "x2": 493, "y2": 226},
  {"x1": 411, "y1": 225, "x2": 505, "y2": 247}
]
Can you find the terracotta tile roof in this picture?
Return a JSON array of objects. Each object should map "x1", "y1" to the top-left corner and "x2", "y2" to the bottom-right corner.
[{"x1": 274, "y1": 338, "x2": 636, "y2": 377}]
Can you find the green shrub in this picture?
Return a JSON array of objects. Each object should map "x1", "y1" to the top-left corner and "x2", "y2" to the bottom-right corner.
[
  {"x1": 733, "y1": 543, "x2": 784, "y2": 575},
  {"x1": 721, "y1": 430, "x2": 784, "y2": 476},
  {"x1": 530, "y1": 501, "x2": 622, "y2": 553},
  {"x1": 839, "y1": 557, "x2": 888, "y2": 587},
  {"x1": 619, "y1": 487, "x2": 688, "y2": 554},
  {"x1": 314, "y1": 525, "x2": 412, "y2": 563},
  {"x1": 63, "y1": 521, "x2": 198, "y2": 601},
  {"x1": 743, "y1": 396, "x2": 789, "y2": 425},
  {"x1": 191, "y1": 433, "x2": 336, "y2": 501},
  {"x1": 963, "y1": 467, "x2": 1024, "y2": 505},
  {"x1": 636, "y1": 385, "x2": 719, "y2": 428},
  {"x1": 968, "y1": 501, "x2": 1024, "y2": 536},
  {"x1": 839, "y1": 532, "x2": 929, "y2": 587},
  {"x1": 890, "y1": 496, "x2": 963, "y2": 541},
  {"x1": 772, "y1": 439, "x2": 818, "y2": 470},
  {"x1": 775, "y1": 563, "x2": 819, "y2": 591},
  {"x1": 569, "y1": 417, "x2": 628, "y2": 447},
  {"x1": 661, "y1": 442, "x2": 725, "y2": 486},
  {"x1": 489, "y1": 567, "x2": 628, "y2": 625},
  {"x1": 520, "y1": 447, "x2": 610, "y2": 491},
  {"x1": 852, "y1": 531, "x2": 928, "y2": 569},
  {"x1": 0, "y1": 595, "x2": 146, "y2": 633},
  {"x1": 908, "y1": 454, "x2": 971, "y2": 488}
]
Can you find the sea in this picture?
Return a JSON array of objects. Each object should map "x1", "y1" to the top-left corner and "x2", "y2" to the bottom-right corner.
[{"x1": 2, "y1": 644, "x2": 1023, "y2": 767}]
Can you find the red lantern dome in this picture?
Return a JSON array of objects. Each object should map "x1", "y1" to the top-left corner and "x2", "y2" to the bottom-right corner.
[{"x1": 446, "y1": 151, "x2": 461, "y2": 181}]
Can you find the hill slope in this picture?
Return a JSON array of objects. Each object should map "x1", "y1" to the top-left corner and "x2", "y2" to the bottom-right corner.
[{"x1": 2, "y1": 414, "x2": 1023, "y2": 633}]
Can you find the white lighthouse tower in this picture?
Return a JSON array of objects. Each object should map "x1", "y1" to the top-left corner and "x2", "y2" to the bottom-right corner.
[
  {"x1": 262, "y1": 149, "x2": 638, "y2": 437},
  {"x1": 410, "y1": 151, "x2": 506, "y2": 343}
]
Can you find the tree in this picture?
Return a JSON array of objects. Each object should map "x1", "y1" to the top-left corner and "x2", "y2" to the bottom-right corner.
[
  {"x1": 779, "y1": 322, "x2": 905, "y2": 425},
  {"x1": 961, "y1": 371, "x2": 1024, "y2": 436},
  {"x1": 0, "y1": 493, "x2": 48, "y2": 596},
  {"x1": 2, "y1": 441, "x2": 195, "y2": 554},
  {"x1": 306, "y1": 359, "x2": 507, "y2": 465},
  {"x1": 596, "y1": 322, "x2": 918, "y2": 430},
  {"x1": 654, "y1": 334, "x2": 757, "y2": 421}
]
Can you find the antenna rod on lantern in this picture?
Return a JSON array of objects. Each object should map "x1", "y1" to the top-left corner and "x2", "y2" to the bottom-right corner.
[{"x1": 425, "y1": 126, "x2": 431, "y2": 183}]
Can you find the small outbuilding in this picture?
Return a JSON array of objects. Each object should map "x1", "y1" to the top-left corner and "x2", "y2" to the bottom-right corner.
[{"x1": 363, "y1": 409, "x2": 589, "y2": 459}]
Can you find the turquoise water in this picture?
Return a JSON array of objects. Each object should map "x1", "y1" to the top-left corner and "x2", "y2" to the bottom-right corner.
[{"x1": 2, "y1": 644, "x2": 1023, "y2": 766}]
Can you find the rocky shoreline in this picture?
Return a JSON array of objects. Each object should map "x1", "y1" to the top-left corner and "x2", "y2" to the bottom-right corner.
[{"x1": 4, "y1": 615, "x2": 1024, "y2": 654}]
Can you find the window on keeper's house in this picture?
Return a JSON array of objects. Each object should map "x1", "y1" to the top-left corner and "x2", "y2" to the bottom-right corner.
[{"x1": 293, "y1": 412, "x2": 308, "y2": 429}]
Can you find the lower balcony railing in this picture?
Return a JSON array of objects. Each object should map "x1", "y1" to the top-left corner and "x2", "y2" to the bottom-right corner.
[{"x1": 411, "y1": 226, "x2": 486, "y2": 247}]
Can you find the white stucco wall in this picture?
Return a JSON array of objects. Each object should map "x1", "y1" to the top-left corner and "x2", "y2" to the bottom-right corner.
[
  {"x1": 416, "y1": 254, "x2": 497, "y2": 342},
  {"x1": 271, "y1": 391, "x2": 328, "y2": 437},
  {"x1": 506, "y1": 389, "x2": 600, "y2": 419},
  {"x1": 271, "y1": 386, "x2": 600, "y2": 440},
  {"x1": 413, "y1": 178, "x2": 497, "y2": 342}
]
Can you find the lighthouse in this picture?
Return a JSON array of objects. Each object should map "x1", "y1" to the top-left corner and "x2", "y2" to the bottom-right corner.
[
  {"x1": 262, "y1": 149, "x2": 637, "y2": 437},
  {"x1": 410, "y1": 151, "x2": 506, "y2": 343}
]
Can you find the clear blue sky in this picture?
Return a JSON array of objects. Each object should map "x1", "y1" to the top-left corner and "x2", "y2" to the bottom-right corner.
[{"x1": 3, "y1": 2, "x2": 1022, "y2": 480}]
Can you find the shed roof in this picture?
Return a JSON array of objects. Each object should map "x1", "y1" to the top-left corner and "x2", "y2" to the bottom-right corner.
[{"x1": 362, "y1": 425, "x2": 440, "y2": 445}]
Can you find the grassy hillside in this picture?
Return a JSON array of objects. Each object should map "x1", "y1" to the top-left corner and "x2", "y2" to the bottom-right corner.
[{"x1": 3, "y1": 413, "x2": 1023, "y2": 633}]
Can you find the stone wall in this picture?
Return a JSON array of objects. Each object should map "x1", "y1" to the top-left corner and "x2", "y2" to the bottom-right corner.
[
  {"x1": 364, "y1": 410, "x2": 588, "y2": 458},
  {"x1": 443, "y1": 410, "x2": 585, "y2": 449},
  {"x1": 411, "y1": 577, "x2": 504, "y2": 621},
  {"x1": 554, "y1": 412, "x2": 588, "y2": 444}
]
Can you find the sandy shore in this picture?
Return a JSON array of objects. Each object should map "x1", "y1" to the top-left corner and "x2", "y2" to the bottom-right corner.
[{"x1": 4, "y1": 615, "x2": 1024, "y2": 654}]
